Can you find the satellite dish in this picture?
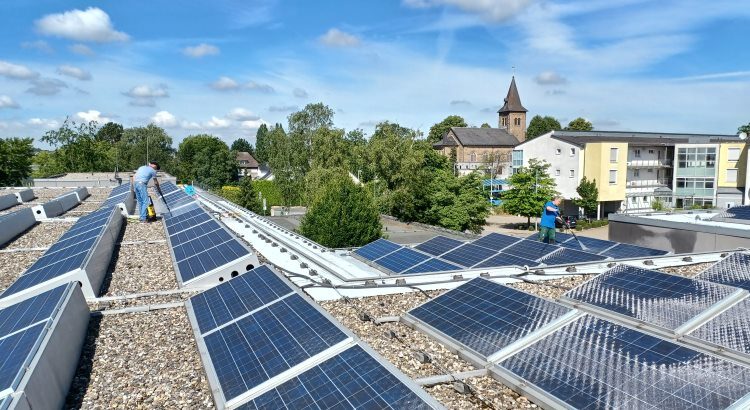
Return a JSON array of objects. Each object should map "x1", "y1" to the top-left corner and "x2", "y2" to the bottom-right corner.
[{"x1": 740, "y1": 132, "x2": 748, "y2": 140}]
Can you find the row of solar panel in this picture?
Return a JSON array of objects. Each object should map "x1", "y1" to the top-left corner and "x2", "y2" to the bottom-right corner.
[
  {"x1": 99, "y1": 182, "x2": 132, "y2": 208},
  {"x1": 405, "y1": 274, "x2": 750, "y2": 409},
  {"x1": 186, "y1": 265, "x2": 441, "y2": 409},
  {"x1": 713, "y1": 204, "x2": 750, "y2": 221}
]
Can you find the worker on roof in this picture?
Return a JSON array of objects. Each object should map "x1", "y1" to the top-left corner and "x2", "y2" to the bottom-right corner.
[
  {"x1": 539, "y1": 196, "x2": 562, "y2": 244},
  {"x1": 184, "y1": 183, "x2": 196, "y2": 196},
  {"x1": 132, "y1": 161, "x2": 161, "y2": 223}
]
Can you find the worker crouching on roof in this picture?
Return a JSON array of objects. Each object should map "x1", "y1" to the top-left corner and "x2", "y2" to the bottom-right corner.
[
  {"x1": 539, "y1": 196, "x2": 562, "y2": 244},
  {"x1": 132, "y1": 161, "x2": 161, "y2": 223}
]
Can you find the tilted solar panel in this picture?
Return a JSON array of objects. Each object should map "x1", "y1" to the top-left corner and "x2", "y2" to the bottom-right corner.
[
  {"x1": 502, "y1": 239, "x2": 561, "y2": 261},
  {"x1": 374, "y1": 247, "x2": 431, "y2": 274},
  {"x1": 0, "y1": 323, "x2": 46, "y2": 395},
  {"x1": 473, "y1": 253, "x2": 540, "y2": 268},
  {"x1": 403, "y1": 258, "x2": 462, "y2": 274},
  {"x1": 165, "y1": 211, "x2": 213, "y2": 236},
  {"x1": 177, "y1": 240, "x2": 249, "y2": 283},
  {"x1": 497, "y1": 315, "x2": 750, "y2": 409},
  {"x1": 246, "y1": 345, "x2": 435, "y2": 410},
  {"x1": 538, "y1": 248, "x2": 609, "y2": 265},
  {"x1": 564, "y1": 265, "x2": 740, "y2": 332},
  {"x1": 0, "y1": 285, "x2": 66, "y2": 336},
  {"x1": 353, "y1": 239, "x2": 402, "y2": 261},
  {"x1": 601, "y1": 242, "x2": 668, "y2": 259},
  {"x1": 440, "y1": 243, "x2": 497, "y2": 267},
  {"x1": 688, "y1": 297, "x2": 750, "y2": 358},
  {"x1": 159, "y1": 182, "x2": 180, "y2": 195},
  {"x1": 407, "y1": 278, "x2": 574, "y2": 360},
  {"x1": 714, "y1": 205, "x2": 750, "y2": 220},
  {"x1": 414, "y1": 236, "x2": 464, "y2": 256},
  {"x1": 557, "y1": 236, "x2": 618, "y2": 253},
  {"x1": 471, "y1": 233, "x2": 520, "y2": 251},
  {"x1": 163, "y1": 205, "x2": 205, "y2": 228},
  {"x1": 526, "y1": 231, "x2": 575, "y2": 244},
  {"x1": 695, "y1": 253, "x2": 750, "y2": 291}
]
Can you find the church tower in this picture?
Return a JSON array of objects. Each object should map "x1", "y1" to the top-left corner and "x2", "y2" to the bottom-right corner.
[{"x1": 498, "y1": 76, "x2": 527, "y2": 142}]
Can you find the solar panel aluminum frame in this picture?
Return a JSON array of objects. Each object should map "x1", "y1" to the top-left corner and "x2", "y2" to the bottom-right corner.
[
  {"x1": 0, "y1": 207, "x2": 124, "y2": 305},
  {"x1": 184, "y1": 268, "x2": 442, "y2": 410},
  {"x1": 164, "y1": 216, "x2": 260, "y2": 289},
  {"x1": 1, "y1": 283, "x2": 89, "y2": 410},
  {"x1": 0, "y1": 208, "x2": 36, "y2": 248}
]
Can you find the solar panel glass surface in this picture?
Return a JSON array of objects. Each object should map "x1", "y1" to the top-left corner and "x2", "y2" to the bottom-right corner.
[
  {"x1": 244, "y1": 345, "x2": 434, "y2": 410},
  {"x1": 414, "y1": 236, "x2": 464, "y2": 256},
  {"x1": 557, "y1": 236, "x2": 618, "y2": 253},
  {"x1": 565, "y1": 265, "x2": 737, "y2": 331},
  {"x1": 440, "y1": 243, "x2": 497, "y2": 267},
  {"x1": 408, "y1": 278, "x2": 573, "y2": 358},
  {"x1": 0, "y1": 285, "x2": 66, "y2": 339},
  {"x1": 689, "y1": 297, "x2": 750, "y2": 357},
  {"x1": 527, "y1": 232, "x2": 575, "y2": 243},
  {"x1": 473, "y1": 253, "x2": 540, "y2": 268},
  {"x1": 601, "y1": 243, "x2": 668, "y2": 259},
  {"x1": 177, "y1": 239, "x2": 249, "y2": 282},
  {"x1": 499, "y1": 315, "x2": 750, "y2": 409},
  {"x1": 538, "y1": 248, "x2": 608, "y2": 265},
  {"x1": 695, "y1": 253, "x2": 750, "y2": 291},
  {"x1": 374, "y1": 248, "x2": 431, "y2": 273},
  {"x1": 354, "y1": 239, "x2": 402, "y2": 261},
  {"x1": 503, "y1": 239, "x2": 561, "y2": 261},
  {"x1": 203, "y1": 294, "x2": 348, "y2": 400},
  {"x1": 0, "y1": 323, "x2": 45, "y2": 394},
  {"x1": 403, "y1": 258, "x2": 462, "y2": 274},
  {"x1": 190, "y1": 266, "x2": 295, "y2": 334},
  {"x1": 471, "y1": 233, "x2": 520, "y2": 251}
]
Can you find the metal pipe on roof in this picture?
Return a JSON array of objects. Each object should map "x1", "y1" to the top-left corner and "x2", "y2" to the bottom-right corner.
[
  {"x1": 90, "y1": 301, "x2": 184, "y2": 316},
  {"x1": 92, "y1": 287, "x2": 210, "y2": 302},
  {"x1": 414, "y1": 369, "x2": 488, "y2": 386}
]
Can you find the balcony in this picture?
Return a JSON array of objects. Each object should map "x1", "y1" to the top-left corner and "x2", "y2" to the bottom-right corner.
[
  {"x1": 627, "y1": 159, "x2": 672, "y2": 167},
  {"x1": 627, "y1": 179, "x2": 671, "y2": 188}
]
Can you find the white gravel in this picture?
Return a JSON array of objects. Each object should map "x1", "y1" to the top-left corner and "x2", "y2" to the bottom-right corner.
[
  {"x1": 1, "y1": 222, "x2": 74, "y2": 250},
  {"x1": 0, "y1": 251, "x2": 43, "y2": 292},
  {"x1": 658, "y1": 262, "x2": 713, "y2": 278}
]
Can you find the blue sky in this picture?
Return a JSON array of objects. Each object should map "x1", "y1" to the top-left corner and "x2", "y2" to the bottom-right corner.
[{"x1": 1, "y1": 0, "x2": 749, "y2": 147}]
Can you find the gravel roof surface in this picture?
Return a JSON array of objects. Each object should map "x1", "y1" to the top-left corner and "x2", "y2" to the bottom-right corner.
[
  {"x1": 1, "y1": 221, "x2": 73, "y2": 250},
  {"x1": 0, "y1": 250, "x2": 43, "y2": 292},
  {"x1": 64, "y1": 308, "x2": 213, "y2": 409},
  {"x1": 32, "y1": 187, "x2": 70, "y2": 199},
  {"x1": 658, "y1": 262, "x2": 713, "y2": 277},
  {"x1": 120, "y1": 219, "x2": 167, "y2": 242}
]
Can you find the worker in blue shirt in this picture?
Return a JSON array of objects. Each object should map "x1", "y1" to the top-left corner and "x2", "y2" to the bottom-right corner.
[
  {"x1": 184, "y1": 183, "x2": 196, "y2": 196},
  {"x1": 131, "y1": 161, "x2": 160, "y2": 222},
  {"x1": 539, "y1": 196, "x2": 562, "y2": 244}
]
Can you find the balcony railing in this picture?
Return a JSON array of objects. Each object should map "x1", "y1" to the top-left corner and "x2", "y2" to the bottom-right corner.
[
  {"x1": 627, "y1": 179, "x2": 671, "y2": 188},
  {"x1": 627, "y1": 159, "x2": 672, "y2": 167}
]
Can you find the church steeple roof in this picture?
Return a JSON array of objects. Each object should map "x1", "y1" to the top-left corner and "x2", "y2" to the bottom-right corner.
[{"x1": 498, "y1": 76, "x2": 527, "y2": 113}]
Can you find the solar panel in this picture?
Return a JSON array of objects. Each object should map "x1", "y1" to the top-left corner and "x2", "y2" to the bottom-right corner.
[
  {"x1": 159, "y1": 182, "x2": 180, "y2": 195},
  {"x1": 526, "y1": 231, "x2": 575, "y2": 244},
  {"x1": 471, "y1": 233, "x2": 520, "y2": 251},
  {"x1": 714, "y1": 205, "x2": 750, "y2": 220},
  {"x1": 440, "y1": 243, "x2": 497, "y2": 267},
  {"x1": 203, "y1": 294, "x2": 348, "y2": 400},
  {"x1": 407, "y1": 278, "x2": 574, "y2": 359},
  {"x1": 177, "y1": 240, "x2": 249, "y2": 282},
  {"x1": 601, "y1": 242, "x2": 668, "y2": 259},
  {"x1": 503, "y1": 239, "x2": 561, "y2": 261},
  {"x1": 473, "y1": 253, "x2": 539, "y2": 268},
  {"x1": 688, "y1": 297, "x2": 750, "y2": 357},
  {"x1": 497, "y1": 315, "x2": 750, "y2": 409},
  {"x1": 564, "y1": 265, "x2": 739, "y2": 332},
  {"x1": 0, "y1": 285, "x2": 66, "y2": 337},
  {"x1": 403, "y1": 258, "x2": 462, "y2": 274},
  {"x1": 189, "y1": 266, "x2": 295, "y2": 334},
  {"x1": 0, "y1": 322, "x2": 46, "y2": 395},
  {"x1": 695, "y1": 253, "x2": 750, "y2": 291},
  {"x1": 538, "y1": 248, "x2": 609, "y2": 265},
  {"x1": 414, "y1": 236, "x2": 464, "y2": 256},
  {"x1": 557, "y1": 236, "x2": 618, "y2": 253},
  {"x1": 246, "y1": 345, "x2": 435, "y2": 410},
  {"x1": 354, "y1": 239, "x2": 402, "y2": 261},
  {"x1": 374, "y1": 248, "x2": 431, "y2": 274}
]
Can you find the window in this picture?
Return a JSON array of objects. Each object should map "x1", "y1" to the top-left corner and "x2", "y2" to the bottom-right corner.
[
  {"x1": 570, "y1": 148, "x2": 576, "y2": 156},
  {"x1": 610, "y1": 147, "x2": 619, "y2": 163},
  {"x1": 609, "y1": 169, "x2": 617, "y2": 184},
  {"x1": 555, "y1": 169, "x2": 561, "y2": 176},
  {"x1": 727, "y1": 169, "x2": 738, "y2": 183},
  {"x1": 648, "y1": 149, "x2": 654, "y2": 154},
  {"x1": 728, "y1": 148, "x2": 741, "y2": 161},
  {"x1": 569, "y1": 169, "x2": 575, "y2": 178},
  {"x1": 647, "y1": 168, "x2": 653, "y2": 173},
  {"x1": 482, "y1": 152, "x2": 488, "y2": 162},
  {"x1": 634, "y1": 149, "x2": 641, "y2": 158},
  {"x1": 501, "y1": 117, "x2": 507, "y2": 126},
  {"x1": 514, "y1": 118, "x2": 521, "y2": 126},
  {"x1": 657, "y1": 150, "x2": 662, "y2": 159},
  {"x1": 470, "y1": 152, "x2": 476, "y2": 162},
  {"x1": 633, "y1": 169, "x2": 640, "y2": 177},
  {"x1": 643, "y1": 196, "x2": 648, "y2": 202},
  {"x1": 555, "y1": 148, "x2": 561, "y2": 155}
]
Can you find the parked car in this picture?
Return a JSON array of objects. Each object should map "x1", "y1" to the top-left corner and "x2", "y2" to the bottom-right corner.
[{"x1": 555, "y1": 215, "x2": 578, "y2": 229}]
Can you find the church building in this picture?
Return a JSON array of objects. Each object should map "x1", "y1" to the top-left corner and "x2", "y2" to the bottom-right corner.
[{"x1": 433, "y1": 77, "x2": 527, "y2": 177}]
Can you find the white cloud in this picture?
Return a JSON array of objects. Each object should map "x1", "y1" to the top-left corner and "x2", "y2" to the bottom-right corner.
[
  {"x1": 210, "y1": 76, "x2": 240, "y2": 91},
  {"x1": 76, "y1": 110, "x2": 110, "y2": 123},
  {"x1": 69, "y1": 44, "x2": 95, "y2": 56},
  {"x1": 21, "y1": 40, "x2": 53, "y2": 53},
  {"x1": 123, "y1": 84, "x2": 169, "y2": 106},
  {"x1": 151, "y1": 111, "x2": 178, "y2": 127},
  {"x1": 27, "y1": 78, "x2": 67, "y2": 96},
  {"x1": 450, "y1": 99, "x2": 472, "y2": 106},
  {"x1": 269, "y1": 105, "x2": 298, "y2": 112},
  {"x1": 293, "y1": 87, "x2": 308, "y2": 98},
  {"x1": 246, "y1": 81, "x2": 274, "y2": 93},
  {"x1": 319, "y1": 28, "x2": 361, "y2": 47},
  {"x1": 0, "y1": 96, "x2": 19, "y2": 109},
  {"x1": 35, "y1": 7, "x2": 129, "y2": 43},
  {"x1": 534, "y1": 71, "x2": 567, "y2": 85},
  {"x1": 181, "y1": 121, "x2": 202, "y2": 130},
  {"x1": 182, "y1": 43, "x2": 220, "y2": 58},
  {"x1": 227, "y1": 108, "x2": 260, "y2": 121},
  {"x1": 57, "y1": 65, "x2": 92, "y2": 81},
  {"x1": 205, "y1": 116, "x2": 231, "y2": 129},
  {"x1": 240, "y1": 120, "x2": 266, "y2": 130},
  {"x1": 28, "y1": 117, "x2": 59, "y2": 128},
  {"x1": 403, "y1": 0, "x2": 533, "y2": 22},
  {"x1": 0, "y1": 60, "x2": 39, "y2": 80}
]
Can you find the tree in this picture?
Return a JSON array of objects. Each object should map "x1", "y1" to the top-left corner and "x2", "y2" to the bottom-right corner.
[
  {"x1": 40, "y1": 118, "x2": 113, "y2": 173},
  {"x1": 739, "y1": 123, "x2": 750, "y2": 135},
  {"x1": 254, "y1": 124, "x2": 270, "y2": 163},
  {"x1": 501, "y1": 159, "x2": 558, "y2": 226},
  {"x1": 287, "y1": 103, "x2": 335, "y2": 149},
  {"x1": 573, "y1": 176, "x2": 598, "y2": 217},
  {"x1": 344, "y1": 128, "x2": 369, "y2": 181},
  {"x1": 266, "y1": 124, "x2": 307, "y2": 207},
  {"x1": 96, "y1": 122, "x2": 123, "y2": 144},
  {"x1": 231, "y1": 138, "x2": 254, "y2": 155},
  {"x1": 526, "y1": 115, "x2": 561, "y2": 140},
  {"x1": 424, "y1": 170, "x2": 490, "y2": 233},
  {"x1": 480, "y1": 123, "x2": 491, "y2": 128},
  {"x1": 565, "y1": 117, "x2": 594, "y2": 131},
  {"x1": 299, "y1": 169, "x2": 381, "y2": 248},
  {"x1": 428, "y1": 115, "x2": 467, "y2": 144},
  {"x1": 176, "y1": 134, "x2": 237, "y2": 189},
  {"x1": 310, "y1": 127, "x2": 347, "y2": 169},
  {"x1": 119, "y1": 124, "x2": 175, "y2": 173},
  {"x1": 0, "y1": 138, "x2": 34, "y2": 185},
  {"x1": 238, "y1": 177, "x2": 262, "y2": 213},
  {"x1": 367, "y1": 121, "x2": 421, "y2": 190}
]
